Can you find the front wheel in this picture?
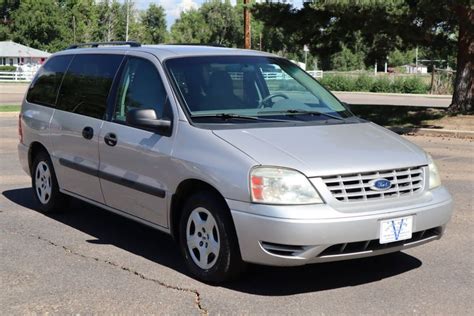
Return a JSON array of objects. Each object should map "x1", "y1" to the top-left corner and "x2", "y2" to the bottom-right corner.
[{"x1": 179, "y1": 191, "x2": 245, "y2": 283}]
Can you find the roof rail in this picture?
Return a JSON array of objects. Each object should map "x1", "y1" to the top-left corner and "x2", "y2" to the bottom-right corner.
[
  {"x1": 67, "y1": 41, "x2": 141, "y2": 49},
  {"x1": 166, "y1": 43, "x2": 227, "y2": 48}
]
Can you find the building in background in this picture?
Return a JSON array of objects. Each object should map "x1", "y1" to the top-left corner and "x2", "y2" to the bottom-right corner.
[
  {"x1": 0, "y1": 41, "x2": 52, "y2": 81},
  {"x1": 0, "y1": 41, "x2": 51, "y2": 71}
]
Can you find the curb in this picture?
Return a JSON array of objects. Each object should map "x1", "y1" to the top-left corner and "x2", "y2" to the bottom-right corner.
[
  {"x1": 389, "y1": 127, "x2": 474, "y2": 139},
  {"x1": 0, "y1": 111, "x2": 20, "y2": 116}
]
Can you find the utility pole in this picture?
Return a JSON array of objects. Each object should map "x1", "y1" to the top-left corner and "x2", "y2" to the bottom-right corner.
[
  {"x1": 125, "y1": 0, "x2": 129, "y2": 41},
  {"x1": 244, "y1": 0, "x2": 251, "y2": 49},
  {"x1": 72, "y1": 15, "x2": 76, "y2": 43},
  {"x1": 303, "y1": 45, "x2": 309, "y2": 70},
  {"x1": 415, "y1": 46, "x2": 418, "y2": 73}
]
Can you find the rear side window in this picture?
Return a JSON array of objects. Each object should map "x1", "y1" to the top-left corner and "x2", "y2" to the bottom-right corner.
[
  {"x1": 26, "y1": 55, "x2": 73, "y2": 107},
  {"x1": 56, "y1": 54, "x2": 123, "y2": 119}
]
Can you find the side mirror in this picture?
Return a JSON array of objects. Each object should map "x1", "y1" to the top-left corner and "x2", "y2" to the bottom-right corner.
[{"x1": 126, "y1": 108, "x2": 171, "y2": 131}]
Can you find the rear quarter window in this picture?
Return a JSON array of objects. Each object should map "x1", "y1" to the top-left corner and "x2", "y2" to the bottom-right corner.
[
  {"x1": 56, "y1": 54, "x2": 123, "y2": 119},
  {"x1": 26, "y1": 55, "x2": 73, "y2": 107}
]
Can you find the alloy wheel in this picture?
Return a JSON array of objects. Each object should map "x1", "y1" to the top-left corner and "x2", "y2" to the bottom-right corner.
[
  {"x1": 186, "y1": 207, "x2": 220, "y2": 269},
  {"x1": 35, "y1": 161, "x2": 52, "y2": 204}
]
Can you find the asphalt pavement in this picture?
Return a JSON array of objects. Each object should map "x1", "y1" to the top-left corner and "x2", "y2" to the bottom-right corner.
[
  {"x1": 1, "y1": 112, "x2": 472, "y2": 314},
  {"x1": 0, "y1": 83, "x2": 26, "y2": 105}
]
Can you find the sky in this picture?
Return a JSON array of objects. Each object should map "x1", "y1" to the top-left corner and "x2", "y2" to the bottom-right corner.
[
  {"x1": 127, "y1": 0, "x2": 304, "y2": 28},
  {"x1": 130, "y1": 0, "x2": 235, "y2": 27}
]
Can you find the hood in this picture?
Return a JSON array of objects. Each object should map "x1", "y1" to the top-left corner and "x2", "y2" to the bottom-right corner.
[{"x1": 213, "y1": 122, "x2": 428, "y2": 177}]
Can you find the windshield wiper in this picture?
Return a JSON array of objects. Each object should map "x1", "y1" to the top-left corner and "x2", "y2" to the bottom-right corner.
[
  {"x1": 258, "y1": 109, "x2": 346, "y2": 122},
  {"x1": 192, "y1": 113, "x2": 291, "y2": 122}
]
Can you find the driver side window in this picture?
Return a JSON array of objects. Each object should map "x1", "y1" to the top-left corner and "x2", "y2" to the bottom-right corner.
[
  {"x1": 114, "y1": 57, "x2": 168, "y2": 122},
  {"x1": 260, "y1": 64, "x2": 320, "y2": 107}
]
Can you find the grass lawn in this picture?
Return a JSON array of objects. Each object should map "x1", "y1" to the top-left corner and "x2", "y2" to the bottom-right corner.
[
  {"x1": 350, "y1": 104, "x2": 446, "y2": 128},
  {"x1": 350, "y1": 104, "x2": 473, "y2": 131},
  {"x1": 0, "y1": 105, "x2": 21, "y2": 112}
]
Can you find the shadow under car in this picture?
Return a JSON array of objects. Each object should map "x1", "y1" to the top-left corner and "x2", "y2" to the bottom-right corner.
[{"x1": 2, "y1": 187, "x2": 423, "y2": 294}]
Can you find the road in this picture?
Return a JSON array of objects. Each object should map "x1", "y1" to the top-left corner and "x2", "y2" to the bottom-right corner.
[
  {"x1": 1, "y1": 112, "x2": 472, "y2": 314},
  {"x1": 333, "y1": 91, "x2": 451, "y2": 108},
  {"x1": 1, "y1": 83, "x2": 452, "y2": 107},
  {"x1": 0, "y1": 83, "x2": 26, "y2": 105}
]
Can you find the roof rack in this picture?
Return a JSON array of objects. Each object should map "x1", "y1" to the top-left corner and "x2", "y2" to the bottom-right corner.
[
  {"x1": 166, "y1": 43, "x2": 227, "y2": 48},
  {"x1": 67, "y1": 41, "x2": 141, "y2": 49}
]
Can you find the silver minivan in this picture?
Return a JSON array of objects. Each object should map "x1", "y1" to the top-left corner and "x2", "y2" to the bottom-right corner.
[{"x1": 18, "y1": 42, "x2": 453, "y2": 283}]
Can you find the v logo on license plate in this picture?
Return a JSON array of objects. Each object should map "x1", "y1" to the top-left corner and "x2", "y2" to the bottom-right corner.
[{"x1": 391, "y1": 219, "x2": 405, "y2": 240}]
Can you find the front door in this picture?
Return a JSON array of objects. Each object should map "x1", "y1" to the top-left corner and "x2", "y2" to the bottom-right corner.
[{"x1": 98, "y1": 55, "x2": 175, "y2": 226}]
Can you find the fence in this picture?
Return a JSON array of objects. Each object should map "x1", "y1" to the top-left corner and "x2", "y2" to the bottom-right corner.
[
  {"x1": 307, "y1": 70, "x2": 323, "y2": 79},
  {"x1": 430, "y1": 68, "x2": 455, "y2": 95},
  {"x1": 0, "y1": 71, "x2": 36, "y2": 82},
  {"x1": 323, "y1": 70, "x2": 431, "y2": 78},
  {"x1": 229, "y1": 70, "x2": 323, "y2": 81}
]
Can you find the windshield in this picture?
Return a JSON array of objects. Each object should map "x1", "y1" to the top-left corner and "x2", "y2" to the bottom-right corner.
[{"x1": 165, "y1": 56, "x2": 353, "y2": 123}]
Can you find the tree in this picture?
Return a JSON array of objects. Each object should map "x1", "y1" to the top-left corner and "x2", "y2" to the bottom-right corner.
[
  {"x1": 331, "y1": 33, "x2": 366, "y2": 71},
  {"x1": 0, "y1": 0, "x2": 20, "y2": 40},
  {"x1": 170, "y1": 1, "x2": 241, "y2": 46},
  {"x1": 61, "y1": 0, "x2": 98, "y2": 44},
  {"x1": 331, "y1": 45, "x2": 365, "y2": 71},
  {"x1": 2, "y1": 0, "x2": 153, "y2": 50},
  {"x1": 200, "y1": 0, "x2": 240, "y2": 46},
  {"x1": 95, "y1": 0, "x2": 122, "y2": 42},
  {"x1": 10, "y1": 0, "x2": 68, "y2": 51},
  {"x1": 388, "y1": 49, "x2": 415, "y2": 67},
  {"x1": 142, "y1": 3, "x2": 167, "y2": 44},
  {"x1": 450, "y1": 3, "x2": 473, "y2": 113},
  {"x1": 253, "y1": 0, "x2": 473, "y2": 113},
  {"x1": 170, "y1": 9, "x2": 210, "y2": 44},
  {"x1": 115, "y1": 1, "x2": 145, "y2": 42}
]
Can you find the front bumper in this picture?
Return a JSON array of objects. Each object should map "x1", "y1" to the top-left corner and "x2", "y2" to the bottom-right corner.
[{"x1": 229, "y1": 186, "x2": 453, "y2": 266}]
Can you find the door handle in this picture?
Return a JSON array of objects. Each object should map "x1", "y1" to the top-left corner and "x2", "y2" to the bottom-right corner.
[
  {"x1": 104, "y1": 132, "x2": 117, "y2": 147},
  {"x1": 82, "y1": 126, "x2": 94, "y2": 140}
]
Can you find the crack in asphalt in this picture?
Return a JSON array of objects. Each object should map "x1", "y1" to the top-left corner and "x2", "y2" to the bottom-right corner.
[{"x1": 32, "y1": 234, "x2": 208, "y2": 315}]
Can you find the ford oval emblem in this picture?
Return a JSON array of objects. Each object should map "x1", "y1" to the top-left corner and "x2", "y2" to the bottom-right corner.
[{"x1": 369, "y1": 178, "x2": 392, "y2": 191}]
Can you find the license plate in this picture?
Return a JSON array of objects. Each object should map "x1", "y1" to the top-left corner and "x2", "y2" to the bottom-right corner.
[{"x1": 379, "y1": 216, "x2": 413, "y2": 244}]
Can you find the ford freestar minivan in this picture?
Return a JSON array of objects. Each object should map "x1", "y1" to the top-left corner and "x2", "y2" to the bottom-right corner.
[{"x1": 18, "y1": 42, "x2": 453, "y2": 283}]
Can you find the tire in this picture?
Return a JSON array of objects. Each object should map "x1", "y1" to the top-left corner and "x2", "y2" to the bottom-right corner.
[
  {"x1": 179, "y1": 191, "x2": 246, "y2": 283},
  {"x1": 31, "y1": 151, "x2": 68, "y2": 213}
]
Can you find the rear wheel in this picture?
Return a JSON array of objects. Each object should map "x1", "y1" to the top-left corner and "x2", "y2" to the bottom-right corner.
[
  {"x1": 179, "y1": 191, "x2": 245, "y2": 283},
  {"x1": 32, "y1": 151, "x2": 68, "y2": 213}
]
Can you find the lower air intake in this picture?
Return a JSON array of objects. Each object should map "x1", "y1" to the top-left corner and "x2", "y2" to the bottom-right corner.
[
  {"x1": 260, "y1": 241, "x2": 306, "y2": 257},
  {"x1": 318, "y1": 227, "x2": 442, "y2": 257}
]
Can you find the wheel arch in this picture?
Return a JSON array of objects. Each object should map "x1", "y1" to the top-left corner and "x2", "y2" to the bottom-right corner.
[
  {"x1": 170, "y1": 178, "x2": 231, "y2": 240},
  {"x1": 28, "y1": 142, "x2": 50, "y2": 173}
]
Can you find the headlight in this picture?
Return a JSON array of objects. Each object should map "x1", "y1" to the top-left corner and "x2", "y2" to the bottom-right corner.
[
  {"x1": 427, "y1": 154, "x2": 441, "y2": 189},
  {"x1": 250, "y1": 167, "x2": 323, "y2": 204}
]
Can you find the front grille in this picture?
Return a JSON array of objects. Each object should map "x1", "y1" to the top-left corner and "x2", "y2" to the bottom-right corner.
[
  {"x1": 318, "y1": 227, "x2": 441, "y2": 258},
  {"x1": 322, "y1": 166, "x2": 425, "y2": 202}
]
